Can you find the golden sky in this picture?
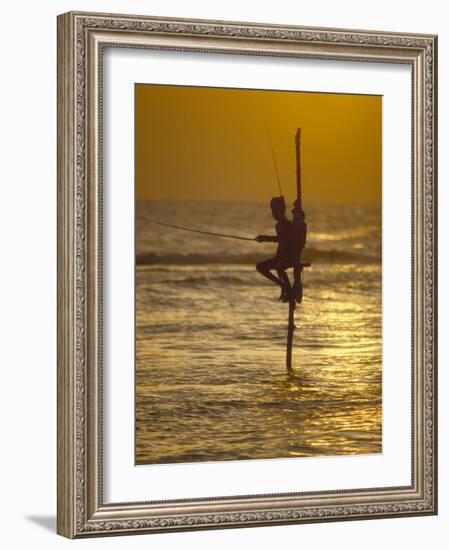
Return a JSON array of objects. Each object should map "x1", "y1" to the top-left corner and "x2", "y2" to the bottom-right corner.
[{"x1": 136, "y1": 84, "x2": 381, "y2": 205}]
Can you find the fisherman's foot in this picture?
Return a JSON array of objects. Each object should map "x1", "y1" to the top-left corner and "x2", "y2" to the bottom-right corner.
[
  {"x1": 281, "y1": 288, "x2": 293, "y2": 303},
  {"x1": 278, "y1": 288, "x2": 290, "y2": 302}
]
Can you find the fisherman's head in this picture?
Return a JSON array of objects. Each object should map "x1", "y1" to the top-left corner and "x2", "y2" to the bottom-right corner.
[{"x1": 270, "y1": 196, "x2": 286, "y2": 221}]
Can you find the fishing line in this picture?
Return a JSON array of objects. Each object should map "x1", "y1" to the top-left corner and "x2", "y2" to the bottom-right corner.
[
  {"x1": 264, "y1": 123, "x2": 284, "y2": 197},
  {"x1": 137, "y1": 215, "x2": 256, "y2": 242}
]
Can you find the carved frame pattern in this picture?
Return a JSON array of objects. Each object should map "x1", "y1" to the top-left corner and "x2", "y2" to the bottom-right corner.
[{"x1": 57, "y1": 11, "x2": 437, "y2": 538}]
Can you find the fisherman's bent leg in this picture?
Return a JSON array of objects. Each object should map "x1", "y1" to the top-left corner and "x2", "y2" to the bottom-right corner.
[
  {"x1": 293, "y1": 263, "x2": 304, "y2": 303},
  {"x1": 256, "y1": 259, "x2": 283, "y2": 287},
  {"x1": 276, "y1": 259, "x2": 293, "y2": 301},
  {"x1": 276, "y1": 267, "x2": 291, "y2": 290}
]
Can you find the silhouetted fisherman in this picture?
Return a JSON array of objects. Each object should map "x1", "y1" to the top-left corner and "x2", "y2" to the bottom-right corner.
[{"x1": 256, "y1": 196, "x2": 306, "y2": 302}]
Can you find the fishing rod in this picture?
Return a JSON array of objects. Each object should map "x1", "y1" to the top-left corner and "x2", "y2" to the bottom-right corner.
[
  {"x1": 137, "y1": 215, "x2": 256, "y2": 242},
  {"x1": 264, "y1": 123, "x2": 283, "y2": 197}
]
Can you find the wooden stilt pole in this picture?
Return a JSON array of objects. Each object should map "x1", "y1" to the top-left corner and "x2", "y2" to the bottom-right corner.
[
  {"x1": 286, "y1": 297, "x2": 295, "y2": 373},
  {"x1": 285, "y1": 128, "x2": 306, "y2": 373}
]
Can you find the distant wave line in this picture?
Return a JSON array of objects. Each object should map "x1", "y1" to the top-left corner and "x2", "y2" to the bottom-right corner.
[{"x1": 136, "y1": 248, "x2": 380, "y2": 266}]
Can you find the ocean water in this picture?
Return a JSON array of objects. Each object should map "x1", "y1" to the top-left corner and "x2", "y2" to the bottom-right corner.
[{"x1": 135, "y1": 201, "x2": 382, "y2": 464}]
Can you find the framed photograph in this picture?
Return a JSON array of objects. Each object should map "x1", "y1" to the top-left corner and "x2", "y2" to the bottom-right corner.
[{"x1": 57, "y1": 11, "x2": 438, "y2": 538}]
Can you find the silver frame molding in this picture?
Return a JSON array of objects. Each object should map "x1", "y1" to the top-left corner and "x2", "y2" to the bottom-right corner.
[{"x1": 57, "y1": 11, "x2": 438, "y2": 539}]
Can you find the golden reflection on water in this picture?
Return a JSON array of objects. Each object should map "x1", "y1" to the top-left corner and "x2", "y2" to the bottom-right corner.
[{"x1": 135, "y1": 261, "x2": 382, "y2": 465}]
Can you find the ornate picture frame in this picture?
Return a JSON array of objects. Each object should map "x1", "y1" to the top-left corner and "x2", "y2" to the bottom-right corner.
[{"x1": 57, "y1": 11, "x2": 437, "y2": 538}]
